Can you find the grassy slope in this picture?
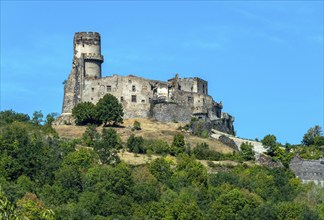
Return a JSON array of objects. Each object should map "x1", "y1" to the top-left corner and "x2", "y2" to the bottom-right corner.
[{"x1": 53, "y1": 118, "x2": 236, "y2": 170}]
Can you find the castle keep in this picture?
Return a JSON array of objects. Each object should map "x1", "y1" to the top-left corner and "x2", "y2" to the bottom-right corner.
[{"x1": 60, "y1": 32, "x2": 234, "y2": 134}]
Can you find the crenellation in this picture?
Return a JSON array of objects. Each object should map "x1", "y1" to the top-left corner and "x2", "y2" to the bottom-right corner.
[{"x1": 59, "y1": 32, "x2": 235, "y2": 134}]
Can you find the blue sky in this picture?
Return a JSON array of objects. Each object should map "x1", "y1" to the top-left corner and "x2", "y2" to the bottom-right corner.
[{"x1": 1, "y1": 1, "x2": 323, "y2": 144}]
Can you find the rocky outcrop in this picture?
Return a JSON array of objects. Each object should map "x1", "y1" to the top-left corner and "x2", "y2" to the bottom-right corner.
[
  {"x1": 256, "y1": 154, "x2": 283, "y2": 168},
  {"x1": 211, "y1": 113, "x2": 235, "y2": 135},
  {"x1": 218, "y1": 135, "x2": 239, "y2": 151}
]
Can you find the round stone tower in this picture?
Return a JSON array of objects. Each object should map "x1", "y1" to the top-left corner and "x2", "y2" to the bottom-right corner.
[{"x1": 74, "y1": 32, "x2": 104, "y2": 79}]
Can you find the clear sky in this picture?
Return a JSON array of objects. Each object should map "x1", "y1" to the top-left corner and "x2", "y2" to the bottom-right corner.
[{"x1": 1, "y1": 1, "x2": 323, "y2": 144}]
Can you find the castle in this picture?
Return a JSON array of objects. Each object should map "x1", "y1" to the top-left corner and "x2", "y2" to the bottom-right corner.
[{"x1": 59, "y1": 32, "x2": 234, "y2": 134}]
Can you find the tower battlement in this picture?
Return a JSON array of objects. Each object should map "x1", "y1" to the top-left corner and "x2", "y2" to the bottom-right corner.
[{"x1": 74, "y1": 32, "x2": 101, "y2": 45}]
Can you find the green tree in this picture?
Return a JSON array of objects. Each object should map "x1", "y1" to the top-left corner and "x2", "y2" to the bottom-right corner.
[
  {"x1": 240, "y1": 142, "x2": 255, "y2": 161},
  {"x1": 172, "y1": 154, "x2": 208, "y2": 189},
  {"x1": 149, "y1": 158, "x2": 173, "y2": 186},
  {"x1": 0, "y1": 189, "x2": 19, "y2": 220},
  {"x1": 62, "y1": 148, "x2": 98, "y2": 170},
  {"x1": 94, "y1": 128, "x2": 121, "y2": 164},
  {"x1": 193, "y1": 142, "x2": 210, "y2": 160},
  {"x1": 0, "y1": 110, "x2": 30, "y2": 126},
  {"x1": 72, "y1": 102, "x2": 98, "y2": 125},
  {"x1": 208, "y1": 188, "x2": 262, "y2": 220},
  {"x1": 16, "y1": 192, "x2": 55, "y2": 220},
  {"x1": 302, "y1": 125, "x2": 323, "y2": 146},
  {"x1": 95, "y1": 94, "x2": 124, "y2": 126},
  {"x1": 32, "y1": 110, "x2": 44, "y2": 125},
  {"x1": 82, "y1": 125, "x2": 100, "y2": 147},
  {"x1": 171, "y1": 133, "x2": 186, "y2": 155},
  {"x1": 127, "y1": 134, "x2": 145, "y2": 154},
  {"x1": 262, "y1": 134, "x2": 278, "y2": 156},
  {"x1": 164, "y1": 199, "x2": 204, "y2": 220}
]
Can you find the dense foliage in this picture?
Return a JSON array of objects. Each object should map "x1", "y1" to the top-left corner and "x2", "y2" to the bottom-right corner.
[
  {"x1": 72, "y1": 94, "x2": 124, "y2": 126},
  {"x1": 0, "y1": 110, "x2": 323, "y2": 219}
]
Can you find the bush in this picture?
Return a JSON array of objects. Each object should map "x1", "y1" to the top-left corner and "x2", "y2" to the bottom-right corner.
[
  {"x1": 170, "y1": 133, "x2": 186, "y2": 156},
  {"x1": 72, "y1": 102, "x2": 98, "y2": 125},
  {"x1": 127, "y1": 135, "x2": 145, "y2": 154},
  {"x1": 133, "y1": 121, "x2": 141, "y2": 131},
  {"x1": 145, "y1": 139, "x2": 170, "y2": 155},
  {"x1": 240, "y1": 142, "x2": 255, "y2": 161}
]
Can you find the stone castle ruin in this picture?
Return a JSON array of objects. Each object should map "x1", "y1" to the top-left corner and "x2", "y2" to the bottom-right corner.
[
  {"x1": 59, "y1": 32, "x2": 234, "y2": 134},
  {"x1": 289, "y1": 156, "x2": 324, "y2": 186}
]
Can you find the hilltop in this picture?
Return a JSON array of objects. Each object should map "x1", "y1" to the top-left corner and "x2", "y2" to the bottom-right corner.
[{"x1": 54, "y1": 118, "x2": 233, "y2": 153}]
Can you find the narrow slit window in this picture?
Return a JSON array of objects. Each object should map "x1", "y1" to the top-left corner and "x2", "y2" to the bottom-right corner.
[
  {"x1": 131, "y1": 95, "x2": 137, "y2": 102},
  {"x1": 107, "y1": 85, "x2": 111, "y2": 92}
]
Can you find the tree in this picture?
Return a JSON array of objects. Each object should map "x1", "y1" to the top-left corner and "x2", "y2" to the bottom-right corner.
[
  {"x1": 127, "y1": 134, "x2": 145, "y2": 154},
  {"x1": 94, "y1": 128, "x2": 121, "y2": 164},
  {"x1": 208, "y1": 188, "x2": 262, "y2": 220},
  {"x1": 261, "y1": 134, "x2": 278, "y2": 156},
  {"x1": 82, "y1": 125, "x2": 100, "y2": 147},
  {"x1": 302, "y1": 125, "x2": 323, "y2": 146},
  {"x1": 0, "y1": 110, "x2": 30, "y2": 126},
  {"x1": 171, "y1": 133, "x2": 186, "y2": 155},
  {"x1": 193, "y1": 142, "x2": 210, "y2": 160},
  {"x1": 32, "y1": 110, "x2": 43, "y2": 125},
  {"x1": 94, "y1": 128, "x2": 120, "y2": 164},
  {"x1": 95, "y1": 94, "x2": 124, "y2": 126},
  {"x1": 149, "y1": 158, "x2": 174, "y2": 186},
  {"x1": 0, "y1": 189, "x2": 19, "y2": 220},
  {"x1": 16, "y1": 192, "x2": 55, "y2": 220},
  {"x1": 240, "y1": 142, "x2": 255, "y2": 161},
  {"x1": 72, "y1": 102, "x2": 97, "y2": 125}
]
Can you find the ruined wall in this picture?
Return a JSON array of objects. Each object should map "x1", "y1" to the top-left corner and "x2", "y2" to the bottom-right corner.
[
  {"x1": 151, "y1": 102, "x2": 192, "y2": 122},
  {"x1": 81, "y1": 75, "x2": 154, "y2": 119},
  {"x1": 177, "y1": 77, "x2": 208, "y2": 95},
  {"x1": 290, "y1": 156, "x2": 324, "y2": 186}
]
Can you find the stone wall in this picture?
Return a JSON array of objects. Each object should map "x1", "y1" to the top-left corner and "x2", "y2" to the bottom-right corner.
[
  {"x1": 290, "y1": 156, "x2": 324, "y2": 186},
  {"x1": 150, "y1": 102, "x2": 192, "y2": 122}
]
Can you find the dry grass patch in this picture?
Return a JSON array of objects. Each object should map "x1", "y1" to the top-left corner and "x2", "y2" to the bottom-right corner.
[{"x1": 54, "y1": 118, "x2": 234, "y2": 153}]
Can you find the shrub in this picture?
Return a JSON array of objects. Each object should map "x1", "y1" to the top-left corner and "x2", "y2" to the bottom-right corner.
[
  {"x1": 133, "y1": 121, "x2": 141, "y2": 130},
  {"x1": 240, "y1": 142, "x2": 255, "y2": 161},
  {"x1": 127, "y1": 135, "x2": 145, "y2": 154},
  {"x1": 72, "y1": 102, "x2": 98, "y2": 125}
]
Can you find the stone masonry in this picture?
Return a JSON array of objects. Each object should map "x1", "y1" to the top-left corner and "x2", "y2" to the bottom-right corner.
[
  {"x1": 59, "y1": 32, "x2": 234, "y2": 134},
  {"x1": 290, "y1": 156, "x2": 324, "y2": 186}
]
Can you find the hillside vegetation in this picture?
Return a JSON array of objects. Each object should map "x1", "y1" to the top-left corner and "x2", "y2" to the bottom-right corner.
[{"x1": 0, "y1": 110, "x2": 323, "y2": 220}]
